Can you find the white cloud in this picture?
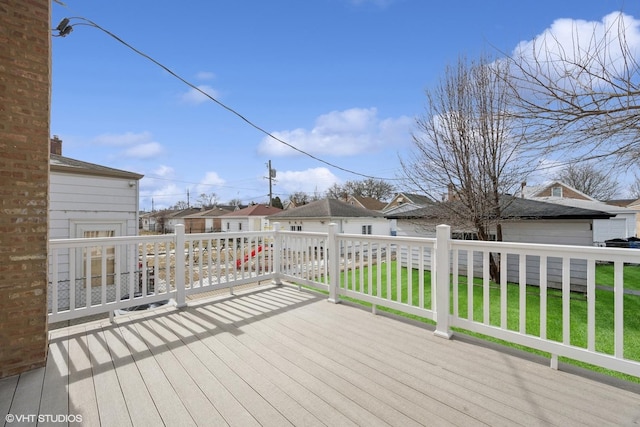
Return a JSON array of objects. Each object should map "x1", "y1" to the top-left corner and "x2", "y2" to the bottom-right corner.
[
  {"x1": 140, "y1": 182, "x2": 183, "y2": 211},
  {"x1": 91, "y1": 131, "x2": 165, "y2": 160},
  {"x1": 259, "y1": 107, "x2": 412, "y2": 157},
  {"x1": 180, "y1": 84, "x2": 219, "y2": 105},
  {"x1": 512, "y1": 12, "x2": 640, "y2": 85},
  {"x1": 123, "y1": 142, "x2": 164, "y2": 159},
  {"x1": 195, "y1": 171, "x2": 226, "y2": 195},
  {"x1": 275, "y1": 168, "x2": 340, "y2": 194},
  {"x1": 153, "y1": 165, "x2": 174, "y2": 178}
]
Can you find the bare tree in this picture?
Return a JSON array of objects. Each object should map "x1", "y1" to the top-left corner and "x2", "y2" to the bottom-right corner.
[
  {"x1": 197, "y1": 192, "x2": 217, "y2": 208},
  {"x1": 172, "y1": 200, "x2": 189, "y2": 210},
  {"x1": 325, "y1": 183, "x2": 348, "y2": 200},
  {"x1": 325, "y1": 179, "x2": 395, "y2": 201},
  {"x1": 227, "y1": 198, "x2": 243, "y2": 209},
  {"x1": 344, "y1": 179, "x2": 395, "y2": 200},
  {"x1": 552, "y1": 163, "x2": 620, "y2": 200},
  {"x1": 289, "y1": 191, "x2": 310, "y2": 206},
  {"x1": 508, "y1": 12, "x2": 640, "y2": 165},
  {"x1": 401, "y1": 55, "x2": 531, "y2": 280},
  {"x1": 627, "y1": 175, "x2": 640, "y2": 199}
]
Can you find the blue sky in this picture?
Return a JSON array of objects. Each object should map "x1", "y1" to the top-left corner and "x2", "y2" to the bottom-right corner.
[{"x1": 51, "y1": 0, "x2": 637, "y2": 210}]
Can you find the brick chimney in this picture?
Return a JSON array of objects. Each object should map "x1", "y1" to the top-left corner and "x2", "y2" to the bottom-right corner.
[{"x1": 50, "y1": 135, "x2": 62, "y2": 155}]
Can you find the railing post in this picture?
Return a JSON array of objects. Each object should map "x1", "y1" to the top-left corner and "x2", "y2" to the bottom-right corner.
[
  {"x1": 434, "y1": 224, "x2": 452, "y2": 339},
  {"x1": 272, "y1": 222, "x2": 282, "y2": 286},
  {"x1": 175, "y1": 224, "x2": 187, "y2": 308},
  {"x1": 328, "y1": 223, "x2": 341, "y2": 304}
]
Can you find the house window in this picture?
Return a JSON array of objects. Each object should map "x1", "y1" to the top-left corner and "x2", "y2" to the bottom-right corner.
[
  {"x1": 290, "y1": 225, "x2": 302, "y2": 231},
  {"x1": 73, "y1": 222, "x2": 124, "y2": 287},
  {"x1": 551, "y1": 186, "x2": 563, "y2": 197},
  {"x1": 226, "y1": 222, "x2": 230, "y2": 230},
  {"x1": 362, "y1": 225, "x2": 372, "y2": 235},
  {"x1": 83, "y1": 230, "x2": 116, "y2": 286},
  {"x1": 238, "y1": 222, "x2": 242, "y2": 231}
]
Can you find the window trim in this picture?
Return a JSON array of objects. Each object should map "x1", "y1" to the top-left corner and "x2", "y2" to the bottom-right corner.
[{"x1": 71, "y1": 221, "x2": 126, "y2": 287}]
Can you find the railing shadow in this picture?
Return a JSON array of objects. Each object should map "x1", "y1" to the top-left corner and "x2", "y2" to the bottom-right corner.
[{"x1": 48, "y1": 283, "x2": 325, "y2": 385}]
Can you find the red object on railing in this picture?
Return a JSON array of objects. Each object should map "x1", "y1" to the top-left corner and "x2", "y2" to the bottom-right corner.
[{"x1": 236, "y1": 245, "x2": 263, "y2": 268}]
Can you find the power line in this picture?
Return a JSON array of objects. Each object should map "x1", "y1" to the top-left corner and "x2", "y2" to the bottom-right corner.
[{"x1": 54, "y1": 16, "x2": 401, "y2": 181}]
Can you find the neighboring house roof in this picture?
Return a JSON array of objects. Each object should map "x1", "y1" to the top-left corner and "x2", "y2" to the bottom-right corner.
[
  {"x1": 522, "y1": 181, "x2": 594, "y2": 201},
  {"x1": 168, "y1": 208, "x2": 202, "y2": 218},
  {"x1": 269, "y1": 198, "x2": 383, "y2": 219},
  {"x1": 222, "y1": 204, "x2": 283, "y2": 217},
  {"x1": 183, "y1": 206, "x2": 234, "y2": 219},
  {"x1": 50, "y1": 154, "x2": 143, "y2": 180},
  {"x1": 385, "y1": 196, "x2": 614, "y2": 220},
  {"x1": 526, "y1": 195, "x2": 635, "y2": 216},
  {"x1": 384, "y1": 202, "x2": 432, "y2": 216},
  {"x1": 347, "y1": 196, "x2": 386, "y2": 211},
  {"x1": 605, "y1": 199, "x2": 637, "y2": 208},
  {"x1": 383, "y1": 193, "x2": 431, "y2": 211}
]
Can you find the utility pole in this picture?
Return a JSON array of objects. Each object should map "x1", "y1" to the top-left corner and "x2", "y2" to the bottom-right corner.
[
  {"x1": 267, "y1": 160, "x2": 276, "y2": 206},
  {"x1": 187, "y1": 188, "x2": 190, "y2": 208}
]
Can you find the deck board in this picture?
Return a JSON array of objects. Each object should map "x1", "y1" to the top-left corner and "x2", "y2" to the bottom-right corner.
[
  {"x1": 298, "y1": 294, "x2": 639, "y2": 425},
  {"x1": 100, "y1": 325, "x2": 164, "y2": 427},
  {"x1": 67, "y1": 327, "x2": 100, "y2": 426},
  {"x1": 38, "y1": 328, "x2": 69, "y2": 426},
  {"x1": 2, "y1": 284, "x2": 640, "y2": 427}
]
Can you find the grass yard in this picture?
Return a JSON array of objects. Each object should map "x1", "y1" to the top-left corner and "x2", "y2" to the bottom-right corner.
[
  {"x1": 596, "y1": 263, "x2": 640, "y2": 291},
  {"x1": 338, "y1": 261, "x2": 640, "y2": 383}
]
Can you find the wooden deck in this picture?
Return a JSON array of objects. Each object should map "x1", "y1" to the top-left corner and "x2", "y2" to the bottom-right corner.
[{"x1": 2, "y1": 284, "x2": 640, "y2": 426}]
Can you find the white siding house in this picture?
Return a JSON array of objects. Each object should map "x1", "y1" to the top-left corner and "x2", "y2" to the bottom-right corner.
[
  {"x1": 386, "y1": 196, "x2": 614, "y2": 290},
  {"x1": 522, "y1": 181, "x2": 636, "y2": 244},
  {"x1": 268, "y1": 198, "x2": 390, "y2": 235},
  {"x1": 50, "y1": 154, "x2": 143, "y2": 240},
  {"x1": 49, "y1": 154, "x2": 143, "y2": 311},
  {"x1": 221, "y1": 204, "x2": 283, "y2": 232}
]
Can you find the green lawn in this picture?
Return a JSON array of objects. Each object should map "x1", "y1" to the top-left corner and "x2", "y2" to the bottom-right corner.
[
  {"x1": 337, "y1": 261, "x2": 640, "y2": 383},
  {"x1": 595, "y1": 263, "x2": 640, "y2": 291}
]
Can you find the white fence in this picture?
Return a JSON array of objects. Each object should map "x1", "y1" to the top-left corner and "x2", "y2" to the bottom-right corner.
[
  {"x1": 48, "y1": 225, "x2": 275, "y2": 323},
  {"x1": 48, "y1": 223, "x2": 640, "y2": 378}
]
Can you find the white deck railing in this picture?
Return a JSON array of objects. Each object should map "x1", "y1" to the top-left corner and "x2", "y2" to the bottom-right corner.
[
  {"x1": 48, "y1": 225, "x2": 275, "y2": 323},
  {"x1": 48, "y1": 223, "x2": 640, "y2": 378}
]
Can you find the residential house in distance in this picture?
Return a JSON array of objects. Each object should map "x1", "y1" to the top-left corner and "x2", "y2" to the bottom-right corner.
[
  {"x1": 606, "y1": 197, "x2": 640, "y2": 241},
  {"x1": 151, "y1": 208, "x2": 202, "y2": 233},
  {"x1": 139, "y1": 211, "x2": 157, "y2": 232},
  {"x1": 522, "y1": 181, "x2": 637, "y2": 243},
  {"x1": 386, "y1": 195, "x2": 613, "y2": 244},
  {"x1": 383, "y1": 192, "x2": 432, "y2": 213},
  {"x1": 383, "y1": 193, "x2": 432, "y2": 236},
  {"x1": 183, "y1": 205, "x2": 235, "y2": 233},
  {"x1": 385, "y1": 196, "x2": 614, "y2": 289},
  {"x1": 269, "y1": 198, "x2": 389, "y2": 235},
  {"x1": 222, "y1": 204, "x2": 283, "y2": 232},
  {"x1": 346, "y1": 195, "x2": 386, "y2": 212}
]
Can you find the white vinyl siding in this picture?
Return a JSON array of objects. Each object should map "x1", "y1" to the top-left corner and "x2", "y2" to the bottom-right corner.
[
  {"x1": 271, "y1": 218, "x2": 389, "y2": 235},
  {"x1": 593, "y1": 217, "x2": 635, "y2": 244},
  {"x1": 49, "y1": 172, "x2": 139, "y2": 240}
]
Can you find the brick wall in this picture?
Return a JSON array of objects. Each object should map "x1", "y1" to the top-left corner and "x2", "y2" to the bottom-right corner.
[{"x1": 0, "y1": 0, "x2": 51, "y2": 378}]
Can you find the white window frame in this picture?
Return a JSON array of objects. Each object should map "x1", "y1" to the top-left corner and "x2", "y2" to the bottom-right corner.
[{"x1": 72, "y1": 221, "x2": 126, "y2": 286}]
